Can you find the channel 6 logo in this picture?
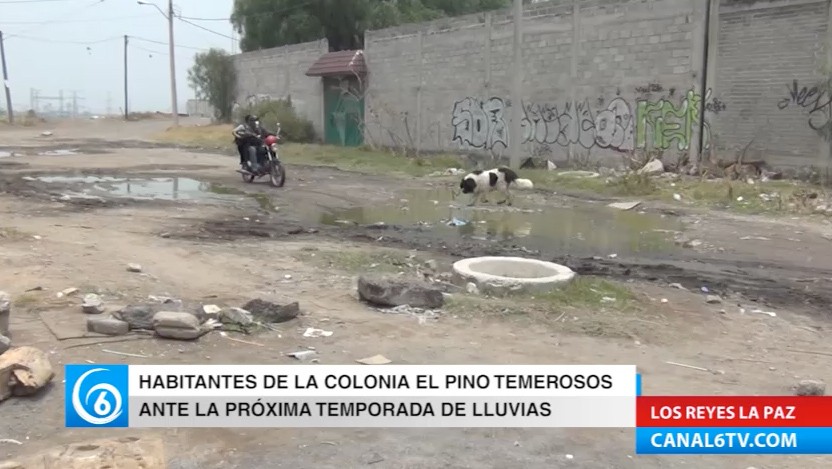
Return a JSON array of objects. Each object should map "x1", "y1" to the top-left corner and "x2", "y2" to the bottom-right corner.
[{"x1": 65, "y1": 364, "x2": 129, "y2": 428}]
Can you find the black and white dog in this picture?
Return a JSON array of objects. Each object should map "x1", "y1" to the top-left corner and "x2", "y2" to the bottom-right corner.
[{"x1": 459, "y1": 167, "x2": 534, "y2": 206}]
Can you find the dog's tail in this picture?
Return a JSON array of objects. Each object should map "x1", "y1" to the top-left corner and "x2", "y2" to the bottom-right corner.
[{"x1": 514, "y1": 178, "x2": 534, "y2": 190}]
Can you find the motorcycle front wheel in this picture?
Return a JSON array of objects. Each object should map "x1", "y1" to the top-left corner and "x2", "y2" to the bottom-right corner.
[{"x1": 269, "y1": 160, "x2": 286, "y2": 188}]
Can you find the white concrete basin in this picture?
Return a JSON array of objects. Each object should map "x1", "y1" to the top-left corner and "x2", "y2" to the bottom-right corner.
[{"x1": 452, "y1": 256, "x2": 576, "y2": 295}]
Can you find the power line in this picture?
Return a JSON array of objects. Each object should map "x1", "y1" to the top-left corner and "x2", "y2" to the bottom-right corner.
[
  {"x1": 4, "y1": 0, "x2": 107, "y2": 39},
  {"x1": 133, "y1": 44, "x2": 166, "y2": 56},
  {"x1": 129, "y1": 35, "x2": 206, "y2": 51},
  {"x1": 2, "y1": 14, "x2": 154, "y2": 25},
  {"x1": 11, "y1": 34, "x2": 121, "y2": 45},
  {"x1": 177, "y1": 16, "x2": 230, "y2": 22},
  {"x1": 0, "y1": 0, "x2": 85, "y2": 3},
  {"x1": 176, "y1": 17, "x2": 235, "y2": 40}
]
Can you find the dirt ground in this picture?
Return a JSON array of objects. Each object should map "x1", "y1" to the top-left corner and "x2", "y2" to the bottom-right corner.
[{"x1": 1, "y1": 117, "x2": 831, "y2": 468}]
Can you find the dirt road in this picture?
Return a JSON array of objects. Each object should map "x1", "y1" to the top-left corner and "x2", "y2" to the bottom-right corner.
[{"x1": 0, "y1": 118, "x2": 830, "y2": 468}]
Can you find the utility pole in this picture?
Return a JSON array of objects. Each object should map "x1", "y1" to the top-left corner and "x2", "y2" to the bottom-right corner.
[
  {"x1": 508, "y1": 0, "x2": 523, "y2": 169},
  {"x1": 0, "y1": 30, "x2": 14, "y2": 124},
  {"x1": 167, "y1": 0, "x2": 179, "y2": 126},
  {"x1": 124, "y1": 35, "x2": 129, "y2": 120}
]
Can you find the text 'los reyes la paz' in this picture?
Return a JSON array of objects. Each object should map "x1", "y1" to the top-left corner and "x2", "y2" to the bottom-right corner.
[{"x1": 650, "y1": 405, "x2": 796, "y2": 420}]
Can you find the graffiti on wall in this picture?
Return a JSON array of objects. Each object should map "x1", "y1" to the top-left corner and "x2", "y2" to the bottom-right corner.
[
  {"x1": 451, "y1": 97, "x2": 509, "y2": 150},
  {"x1": 450, "y1": 88, "x2": 723, "y2": 152},
  {"x1": 777, "y1": 79, "x2": 832, "y2": 136}
]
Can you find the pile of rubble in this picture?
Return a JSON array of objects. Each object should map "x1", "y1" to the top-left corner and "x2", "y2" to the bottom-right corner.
[
  {"x1": 0, "y1": 291, "x2": 55, "y2": 404},
  {"x1": 84, "y1": 294, "x2": 301, "y2": 340}
]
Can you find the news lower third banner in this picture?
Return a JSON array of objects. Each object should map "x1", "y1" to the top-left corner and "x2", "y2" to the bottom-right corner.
[
  {"x1": 635, "y1": 396, "x2": 832, "y2": 454},
  {"x1": 64, "y1": 364, "x2": 637, "y2": 428}
]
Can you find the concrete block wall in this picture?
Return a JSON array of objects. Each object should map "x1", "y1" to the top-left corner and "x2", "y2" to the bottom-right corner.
[
  {"x1": 364, "y1": 0, "x2": 710, "y2": 165},
  {"x1": 232, "y1": 39, "x2": 329, "y2": 136},
  {"x1": 709, "y1": 0, "x2": 831, "y2": 168}
]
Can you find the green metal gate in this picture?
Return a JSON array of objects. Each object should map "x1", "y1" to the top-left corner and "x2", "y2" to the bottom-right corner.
[{"x1": 323, "y1": 77, "x2": 364, "y2": 147}]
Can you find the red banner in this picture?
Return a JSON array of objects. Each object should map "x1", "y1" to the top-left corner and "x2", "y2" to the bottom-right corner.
[{"x1": 637, "y1": 396, "x2": 832, "y2": 427}]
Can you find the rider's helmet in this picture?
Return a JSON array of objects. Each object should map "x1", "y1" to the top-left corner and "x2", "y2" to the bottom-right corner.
[{"x1": 246, "y1": 115, "x2": 259, "y2": 129}]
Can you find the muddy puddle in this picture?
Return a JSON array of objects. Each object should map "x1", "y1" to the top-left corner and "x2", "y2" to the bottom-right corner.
[
  {"x1": 27, "y1": 175, "x2": 232, "y2": 201},
  {"x1": 319, "y1": 189, "x2": 683, "y2": 256}
]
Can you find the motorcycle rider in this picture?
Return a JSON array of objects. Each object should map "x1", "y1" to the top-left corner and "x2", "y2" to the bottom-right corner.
[{"x1": 232, "y1": 114, "x2": 267, "y2": 173}]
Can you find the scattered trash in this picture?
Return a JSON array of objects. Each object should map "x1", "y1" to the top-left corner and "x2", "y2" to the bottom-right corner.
[
  {"x1": 669, "y1": 283, "x2": 686, "y2": 290},
  {"x1": 127, "y1": 263, "x2": 143, "y2": 273},
  {"x1": 750, "y1": 309, "x2": 776, "y2": 318},
  {"x1": 608, "y1": 201, "x2": 642, "y2": 211},
  {"x1": 705, "y1": 295, "x2": 722, "y2": 304},
  {"x1": 0, "y1": 439, "x2": 22, "y2": 445},
  {"x1": 102, "y1": 349, "x2": 149, "y2": 359},
  {"x1": 601, "y1": 296, "x2": 616, "y2": 304},
  {"x1": 740, "y1": 236, "x2": 770, "y2": 241},
  {"x1": 303, "y1": 327, "x2": 333, "y2": 338},
  {"x1": 356, "y1": 354, "x2": 392, "y2": 365},
  {"x1": 56, "y1": 287, "x2": 79, "y2": 298},
  {"x1": 660, "y1": 298, "x2": 668, "y2": 304},
  {"x1": 700, "y1": 286, "x2": 710, "y2": 293},
  {"x1": 665, "y1": 361, "x2": 711, "y2": 373},
  {"x1": 219, "y1": 331, "x2": 264, "y2": 347},
  {"x1": 40, "y1": 131, "x2": 53, "y2": 137},
  {"x1": 565, "y1": 454, "x2": 574, "y2": 460},
  {"x1": 447, "y1": 217, "x2": 468, "y2": 227},
  {"x1": 287, "y1": 350, "x2": 317, "y2": 361},
  {"x1": 466, "y1": 282, "x2": 480, "y2": 295},
  {"x1": 736, "y1": 196, "x2": 744, "y2": 202},
  {"x1": 673, "y1": 193, "x2": 682, "y2": 201},
  {"x1": 607, "y1": 253, "x2": 618, "y2": 259},
  {"x1": 284, "y1": 274, "x2": 293, "y2": 280}
]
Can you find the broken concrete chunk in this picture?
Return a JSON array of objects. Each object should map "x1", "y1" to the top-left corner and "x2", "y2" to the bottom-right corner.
[
  {"x1": 220, "y1": 307, "x2": 254, "y2": 326},
  {"x1": 638, "y1": 159, "x2": 664, "y2": 175},
  {"x1": 357, "y1": 275, "x2": 444, "y2": 309},
  {"x1": 705, "y1": 295, "x2": 722, "y2": 304},
  {"x1": 0, "y1": 291, "x2": 9, "y2": 336},
  {"x1": 152, "y1": 311, "x2": 205, "y2": 340},
  {"x1": 795, "y1": 379, "x2": 826, "y2": 396},
  {"x1": 87, "y1": 317, "x2": 129, "y2": 336},
  {"x1": 115, "y1": 304, "x2": 163, "y2": 330},
  {"x1": 82, "y1": 293, "x2": 105, "y2": 314},
  {"x1": 0, "y1": 346, "x2": 55, "y2": 401},
  {"x1": 241, "y1": 299, "x2": 300, "y2": 323}
]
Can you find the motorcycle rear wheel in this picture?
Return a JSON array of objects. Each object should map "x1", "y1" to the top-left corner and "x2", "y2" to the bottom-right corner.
[{"x1": 269, "y1": 161, "x2": 286, "y2": 188}]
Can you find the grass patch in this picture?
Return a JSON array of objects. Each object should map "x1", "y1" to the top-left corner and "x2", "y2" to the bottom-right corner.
[
  {"x1": 444, "y1": 276, "x2": 647, "y2": 339},
  {"x1": 154, "y1": 124, "x2": 233, "y2": 147},
  {"x1": 153, "y1": 125, "x2": 462, "y2": 176},
  {"x1": 207, "y1": 182, "x2": 245, "y2": 195},
  {"x1": 527, "y1": 168, "x2": 826, "y2": 215},
  {"x1": 13, "y1": 293, "x2": 40, "y2": 308},
  {"x1": 295, "y1": 248, "x2": 426, "y2": 274},
  {"x1": 249, "y1": 193, "x2": 276, "y2": 212}
]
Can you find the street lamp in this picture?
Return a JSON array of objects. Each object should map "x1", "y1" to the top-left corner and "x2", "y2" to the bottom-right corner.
[{"x1": 137, "y1": 0, "x2": 179, "y2": 126}]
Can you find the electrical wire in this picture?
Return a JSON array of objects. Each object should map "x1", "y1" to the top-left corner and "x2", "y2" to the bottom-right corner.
[
  {"x1": 11, "y1": 34, "x2": 121, "y2": 45},
  {"x1": 176, "y1": 17, "x2": 235, "y2": 40},
  {"x1": 2, "y1": 14, "x2": 154, "y2": 25},
  {"x1": 129, "y1": 35, "x2": 207, "y2": 51},
  {"x1": 176, "y1": 16, "x2": 230, "y2": 22},
  {"x1": 3, "y1": 0, "x2": 107, "y2": 39},
  {"x1": 132, "y1": 44, "x2": 167, "y2": 56},
  {"x1": 0, "y1": 0, "x2": 86, "y2": 3}
]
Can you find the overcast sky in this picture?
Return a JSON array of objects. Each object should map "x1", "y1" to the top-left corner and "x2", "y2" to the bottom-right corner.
[{"x1": 1, "y1": 0, "x2": 236, "y2": 114}]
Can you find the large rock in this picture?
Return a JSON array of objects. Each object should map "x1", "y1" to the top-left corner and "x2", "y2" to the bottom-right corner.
[
  {"x1": 87, "y1": 317, "x2": 129, "y2": 336},
  {"x1": 0, "y1": 290, "x2": 9, "y2": 336},
  {"x1": 0, "y1": 346, "x2": 54, "y2": 401},
  {"x1": 152, "y1": 311, "x2": 205, "y2": 340},
  {"x1": 82, "y1": 293, "x2": 105, "y2": 314},
  {"x1": 242, "y1": 299, "x2": 300, "y2": 323},
  {"x1": 115, "y1": 304, "x2": 164, "y2": 330},
  {"x1": 357, "y1": 275, "x2": 445, "y2": 309},
  {"x1": 638, "y1": 159, "x2": 665, "y2": 175},
  {"x1": 795, "y1": 379, "x2": 826, "y2": 396}
]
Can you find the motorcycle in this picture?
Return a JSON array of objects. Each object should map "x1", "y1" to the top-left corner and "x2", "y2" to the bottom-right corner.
[{"x1": 236, "y1": 123, "x2": 286, "y2": 188}]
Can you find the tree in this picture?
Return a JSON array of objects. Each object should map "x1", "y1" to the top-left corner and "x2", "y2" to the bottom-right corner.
[
  {"x1": 187, "y1": 48, "x2": 237, "y2": 123},
  {"x1": 230, "y1": 0, "x2": 511, "y2": 52}
]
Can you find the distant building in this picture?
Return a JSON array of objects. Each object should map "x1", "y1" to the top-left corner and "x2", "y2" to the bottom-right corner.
[{"x1": 187, "y1": 99, "x2": 215, "y2": 118}]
